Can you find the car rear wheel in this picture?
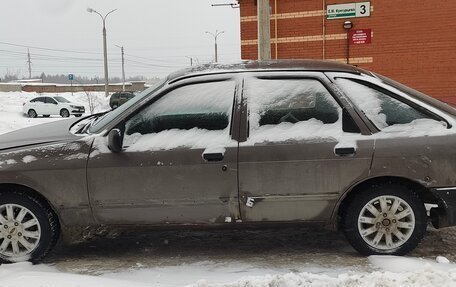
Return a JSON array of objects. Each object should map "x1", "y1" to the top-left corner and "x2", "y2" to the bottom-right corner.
[
  {"x1": 60, "y1": 109, "x2": 70, "y2": 118},
  {"x1": 27, "y1": 109, "x2": 37, "y2": 118},
  {"x1": 74, "y1": 114, "x2": 82, "y2": 117},
  {"x1": 0, "y1": 191, "x2": 59, "y2": 263},
  {"x1": 341, "y1": 183, "x2": 427, "y2": 255}
]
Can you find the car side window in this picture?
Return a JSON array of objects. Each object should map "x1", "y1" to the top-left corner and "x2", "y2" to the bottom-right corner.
[
  {"x1": 335, "y1": 78, "x2": 442, "y2": 129},
  {"x1": 31, "y1": 97, "x2": 45, "y2": 103},
  {"x1": 244, "y1": 78, "x2": 342, "y2": 142},
  {"x1": 126, "y1": 81, "x2": 235, "y2": 135},
  {"x1": 46, "y1": 97, "x2": 57, "y2": 104}
]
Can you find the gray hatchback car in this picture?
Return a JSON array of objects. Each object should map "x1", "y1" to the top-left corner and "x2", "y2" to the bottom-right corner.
[{"x1": 0, "y1": 60, "x2": 456, "y2": 263}]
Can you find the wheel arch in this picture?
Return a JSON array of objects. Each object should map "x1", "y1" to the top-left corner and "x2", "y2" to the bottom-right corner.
[
  {"x1": 0, "y1": 183, "x2": 61, "y2": 227},
  {"x1": 332, "y1": 176, "x2": 438, "y2": 229}
]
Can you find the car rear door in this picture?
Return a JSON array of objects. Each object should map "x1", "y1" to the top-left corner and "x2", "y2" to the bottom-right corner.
[
  {"x1": 328, "y1": 72, "x2": 455, "y2": 185},
  {"x1": 86, "y1": 76, "x2": 242, "y2": 225},
  {"x1": 237, "y1": 72, "x2": 375, "y2": 222},
  {"x1": 31, "y1": 97, "x2": 46, "y2": 114}
]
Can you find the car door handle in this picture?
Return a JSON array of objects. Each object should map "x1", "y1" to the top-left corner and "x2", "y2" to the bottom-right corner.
[
  {"x1": 335, "y1": 147, "x2": 356, "y2": 156},
  {"x1": 202, "y1": 152, "x2": 224, "y2": 162}
]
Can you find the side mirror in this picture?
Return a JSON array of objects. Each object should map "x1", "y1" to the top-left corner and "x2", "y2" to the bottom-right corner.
[{"x1": 108, "y1": 128, "x2": 123, "y2": 153}]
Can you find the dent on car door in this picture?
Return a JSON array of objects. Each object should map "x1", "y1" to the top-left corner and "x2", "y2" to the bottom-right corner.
[
  {"x1": 331, "y1": 74, "x2": 456, "y2": 186},
  {"x1": 87, "y1": 79, "x2": 241, "y2": 224},
  {"x1": 238, "y1": 73, "x2": 375, "y2": 222}
]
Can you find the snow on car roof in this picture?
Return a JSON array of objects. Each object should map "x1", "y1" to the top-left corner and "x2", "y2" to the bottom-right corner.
[{"x1": 168, "y1": 60, "x2": 362, "y2": 83}]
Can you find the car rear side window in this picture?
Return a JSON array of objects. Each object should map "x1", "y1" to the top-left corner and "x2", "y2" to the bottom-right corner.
[
  {"x1": 125, "y1": 81, "x2": 235, "y2": 136},
  {"x1": 31, "y1": 97, "x2": 46, "y2": 103},
  {"x1": 336, "y1": 78, "x2": 442, "y2": 130},
  {"x1": 45, "y1": 97, "x2": 57, "y2": 104},
  {"x1": 244, "y1": 78, "x2": 342, "y2": 142}
]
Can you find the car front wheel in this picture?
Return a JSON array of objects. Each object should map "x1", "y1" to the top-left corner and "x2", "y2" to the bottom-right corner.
[
  {"x1": 60, "y1": 109, "x2": 70, "y2": 118},
  {"x1": 0, "y1": 191, "x2": 60, "y2": 263},
  {"x1": 341, "y1": 183, "x2": 427, "y2": 256}
]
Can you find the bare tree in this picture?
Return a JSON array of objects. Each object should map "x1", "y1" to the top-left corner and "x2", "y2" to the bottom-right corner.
[
  {"x1": 2, "y1": 69, "x2": 21, "y2": 82},
  {"x1": 73, "y1": 80, "x2": 103, "y2": 115}
]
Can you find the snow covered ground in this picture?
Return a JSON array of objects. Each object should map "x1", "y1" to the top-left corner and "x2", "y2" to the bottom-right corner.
[
  {"x1": 0, "y1": 91, "x2": 109, "y2": 135},
  {"x1": 1, "y1": 92, "x2": 456, "y2": 286},
  {"x1": 2, "y1": 227, "x2": 456, "y2": 287}
]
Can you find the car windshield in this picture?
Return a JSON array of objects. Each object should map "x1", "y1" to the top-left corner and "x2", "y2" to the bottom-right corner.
[
  {"x1": 54, "y1": 96, "x2": 71, "y2": 103},
  {"x1": 88, "y1": 79, "x2": 167, "y2": 134}
]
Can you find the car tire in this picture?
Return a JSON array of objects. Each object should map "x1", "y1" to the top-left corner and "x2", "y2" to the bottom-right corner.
[
  {"x1": 60, "y1": 109, "x2": 70, "y2": 118},
  {"x1": 27, "y1": 109, "x2": 37, "y2": 118},
  {"x1": 341, "y1": 183, "x2": 427, "y2": 256},
  {"x1": 0, "y1": 190, "x2": 60, "y2": 263},
  {"x1": 74, "y1": 114, "x2": 82, "y2": 118},
  {"x1": 42, "y1": 115, "x2": 50, "y2": 118}
]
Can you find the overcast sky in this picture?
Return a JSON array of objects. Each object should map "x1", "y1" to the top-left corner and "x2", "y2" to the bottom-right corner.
[{"x1": 0, "y1": 0, "x2": 241, "y2": 79}]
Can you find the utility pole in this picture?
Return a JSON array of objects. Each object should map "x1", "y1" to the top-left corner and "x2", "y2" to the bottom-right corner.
[
  {"x1": 87, "y1": 8, "x2": 117, "y2": 97},
  {"x1": 27, "y1": 49, "x2": 32, "y2": 79},
  {"x1": 205, "y1": 30, "x2": 224, "y2": 63},
  {"x1": 116, "y1": 45, "x2": 126, "y2": 91},
  {"x1": 257, "y1": 0, "x2": 271, "y2": 61},
  {"x1": 186, "y1": 56, "x2": 193, "y2": 66}
]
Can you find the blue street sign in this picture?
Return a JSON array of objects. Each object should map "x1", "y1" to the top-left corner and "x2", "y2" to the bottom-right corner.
[{"x1": 68, "y1": 74, "x2": 74, "y2": 81}]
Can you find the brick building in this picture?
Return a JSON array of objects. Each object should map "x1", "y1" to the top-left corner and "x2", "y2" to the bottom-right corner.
[{"x1": 238, "y1": 0, "x2": 456, "y2": 104}]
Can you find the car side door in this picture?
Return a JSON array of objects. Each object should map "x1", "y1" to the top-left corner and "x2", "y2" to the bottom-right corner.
[
  {"x1": 44, "y1": 97, "x2": 59, "y2": 115},
  {"x1": 237, "y1": 72, "x2": 375, "y2": 222},
  {"x1": 86, "y1": 77, "x2": 242, "y2": 225},
  {"x1": 328, "y1": 72, "x2": 455, "y2": 186},
  {"x1": 31, "y1": 97, "x2": 46, "y2": 115}
]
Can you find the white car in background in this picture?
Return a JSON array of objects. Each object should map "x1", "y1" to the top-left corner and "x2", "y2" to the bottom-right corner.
[{"x1": 23, "y1": 96, "x2": 85, "y2": 118}]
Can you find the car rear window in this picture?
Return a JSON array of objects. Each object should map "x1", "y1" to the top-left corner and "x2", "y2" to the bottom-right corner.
[{"x1": 336, "y1": 78, "x2": 444, "y2": 130}]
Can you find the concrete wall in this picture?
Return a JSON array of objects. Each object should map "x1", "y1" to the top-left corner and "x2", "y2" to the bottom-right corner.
[
  {"x1": 21, "y1": 81, "x2": 146, "y2": 93},
  {"x1": 0, "y1": 84, "x2": 22, "y2": 92}
]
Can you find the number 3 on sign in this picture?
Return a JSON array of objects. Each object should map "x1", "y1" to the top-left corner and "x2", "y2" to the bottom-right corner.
[{"x1": 356, "y1": 2, "x2": 370, "y2": 17}]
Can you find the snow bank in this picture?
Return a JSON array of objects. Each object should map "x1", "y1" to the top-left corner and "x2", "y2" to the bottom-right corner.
[
  {"x1": 0, "y1": 263, "x2": 149, "y2": 287},
  {"x1": 2, "y1": 256, "x2": 456, "y2": 287}
]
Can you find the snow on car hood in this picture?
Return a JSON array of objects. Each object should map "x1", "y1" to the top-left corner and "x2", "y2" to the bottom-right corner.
[{"x1": 0, "y1": 118, "x2": 81, "y2": 151}]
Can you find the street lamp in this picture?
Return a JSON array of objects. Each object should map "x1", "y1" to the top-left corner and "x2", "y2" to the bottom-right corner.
[
  {"x1": 115, "y1": 45, "x2": 125, "y2": 92},
  {"x1": 343, "y1": 21, "x2": 353, "y2": 65},
  {"x1": 205, "y1": 30, "x2": 224, "y2": 63},
  {"x1": 87, "y1": 7, "x2": 117, "y2": 97}
]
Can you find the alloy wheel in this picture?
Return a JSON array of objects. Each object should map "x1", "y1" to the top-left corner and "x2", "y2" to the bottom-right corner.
[
  {"x1": 0, "y1": 204, "x2": 41, "y2": 258},
  {"x1": 357, "y1": 195, "x2": 415, "y2": 250}
]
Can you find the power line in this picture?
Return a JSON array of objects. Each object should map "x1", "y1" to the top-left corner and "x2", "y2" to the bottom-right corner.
[{"x1": 0, "y1": 41, "x2": 103, "y2": 55}]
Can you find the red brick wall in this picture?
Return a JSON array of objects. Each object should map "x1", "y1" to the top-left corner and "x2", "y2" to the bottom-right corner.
[{"x1": 238, "y1": 0, "x2": 456, "y2": 104}]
